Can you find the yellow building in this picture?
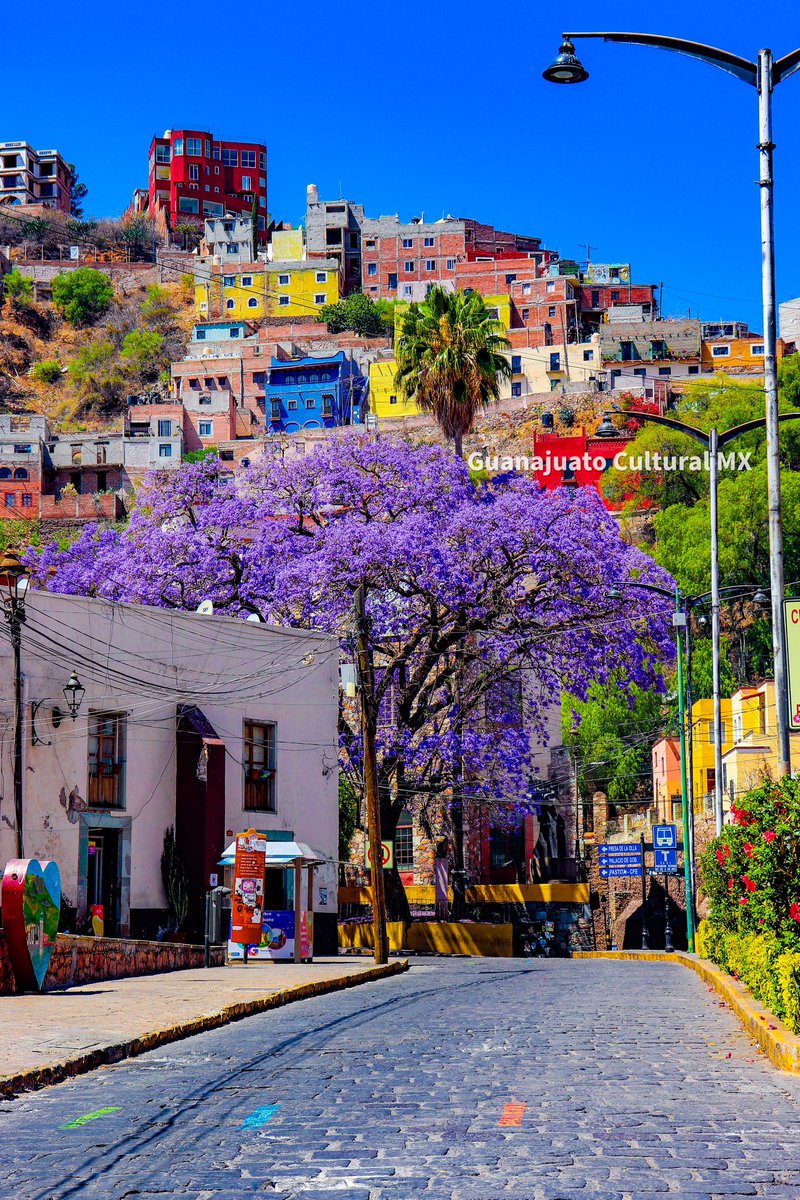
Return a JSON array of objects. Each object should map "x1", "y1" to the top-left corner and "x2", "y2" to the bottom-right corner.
[
  {"x1": 701, "y1": 335, "x2": 788, "y2": 375},
  {"x1": 688, "y1": 697, "x2": 734, "y2": 815},
  {"x1": 369, "y1": 358, "x2": 421, "y2": 419},
  {"x1": 721, "y1": 680, "x2": 800, "y2": 805},
  {"x1": 195, "y1": 258, "x2": 341, "y2": 321}
]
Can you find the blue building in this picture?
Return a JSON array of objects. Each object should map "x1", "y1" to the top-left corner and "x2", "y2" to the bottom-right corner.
[
  {"x1": 192, "y1": 322, "x2": 249, "y2": 343},
  {"x1": 266, "y1": 352, "x2": 366, "y2": 433}
]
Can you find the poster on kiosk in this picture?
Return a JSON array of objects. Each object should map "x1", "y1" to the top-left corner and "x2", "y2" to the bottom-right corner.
[{"x1": 230, "y1": 829, "x2": 267, "y2": 946}]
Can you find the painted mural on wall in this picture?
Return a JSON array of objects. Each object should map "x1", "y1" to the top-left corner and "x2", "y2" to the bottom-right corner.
[{"x1": 1, "y1": 858, "x2": 61, "y2": 991}]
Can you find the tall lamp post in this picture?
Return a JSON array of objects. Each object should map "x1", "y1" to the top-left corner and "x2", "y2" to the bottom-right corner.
[
  {"x1": 599, "y1": 409, "x2": 800, "y2": 832},
  {"x1": 0, "y1": 550, "x2": 30, "y2": 858},
  {"x1": 544, "y1": 32, "x2": 800, "y2": 783}
]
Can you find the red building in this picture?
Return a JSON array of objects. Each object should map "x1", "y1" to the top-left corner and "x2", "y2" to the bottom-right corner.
[
  {"x1": 146, "y1": 129, "x2": 268, "y2": 243},
  {"x1": 529, "y1": 427, "x2": 633, "y2": 510}
]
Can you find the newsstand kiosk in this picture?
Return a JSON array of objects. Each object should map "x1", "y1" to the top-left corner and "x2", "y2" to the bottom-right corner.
[{"x1": 222, "y1": 829, "x2": 324, "y2": 964}]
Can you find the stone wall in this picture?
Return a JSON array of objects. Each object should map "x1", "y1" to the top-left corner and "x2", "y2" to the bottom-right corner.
[{"x1": 0, "y1": 932, "x2": 224, "y2": 994}]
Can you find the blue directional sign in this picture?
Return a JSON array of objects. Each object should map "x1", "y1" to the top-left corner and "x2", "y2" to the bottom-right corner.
[
  {"x1": 599, "y1": 865, "x2": 641, "y2": 879},
  {"x1": 653, "y1": 846, "x2": 678, "y2": 874},
  {"x1": 653, "y1": 824, "x2": 678, "y2": 850},
  {"x1": 598, "y1": 843, "x2": 641, "y2": 856},
  {"x1": 598, "y1": 855, "x2": 641, "y2": 867}
]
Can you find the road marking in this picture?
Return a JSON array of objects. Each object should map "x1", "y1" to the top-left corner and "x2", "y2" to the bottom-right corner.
[
  {"x1": 499, "y1": 1102, "x2": 527, "y2": 1126},
  {"x1": 242, "y1": 1103, "x2": 281, "y2": 1129},
  {"x1": 61, "y1": 1106, "x2": 122, "y2": 1129}
]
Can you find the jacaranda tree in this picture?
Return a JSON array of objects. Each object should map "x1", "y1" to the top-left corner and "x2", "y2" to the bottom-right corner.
[{"x1": 31, "y1": 437, "x2": 674, "y2": 917}]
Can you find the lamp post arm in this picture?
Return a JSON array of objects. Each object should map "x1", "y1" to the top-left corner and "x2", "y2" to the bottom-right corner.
[
  {"x1": 625, "y1": 411, "x2": 710, "y2": 448},
  {"x1": 774, "y1": 48, "x2": 800, "y2": 85},
  {"x1": 563, "y1": 32, "x2": 757, "y2": 86},
  {"x1": 618, "y1": 580, "x2": 675, "y2": 602},
  {"x1": 717, "y1": 411, "x2": 800, "y2": 447}
]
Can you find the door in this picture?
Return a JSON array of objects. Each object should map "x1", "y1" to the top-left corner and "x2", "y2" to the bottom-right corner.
[{"x1": 86, "y1": 828, "x2": 121, "y2": 937}]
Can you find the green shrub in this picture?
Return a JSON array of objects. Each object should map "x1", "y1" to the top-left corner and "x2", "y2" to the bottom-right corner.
[
  {"x1": 776, "y1": 952, "x2": 800, "y2": 1033},
  {"x1": 51, "y1": 267, "x2": 114, "y2": 327},
  {"x1": 32, "y1": 359, "x2": 62, "y2": 384},
  {"x1": 2, "y1": 269, "x2": 33, "y2": 304}
]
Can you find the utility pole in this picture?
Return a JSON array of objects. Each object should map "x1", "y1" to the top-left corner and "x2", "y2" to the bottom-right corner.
[
  {"x1": 578, "y1": 242, "x2": 598, "y2": 262},
  {"x1": 354, "y1": 582, "x2": 389, "y2": 964}
]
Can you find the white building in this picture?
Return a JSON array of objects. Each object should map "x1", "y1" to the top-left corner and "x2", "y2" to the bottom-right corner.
[{"x1": 0, "y1": 591, "x2": 339, "y2": 949}]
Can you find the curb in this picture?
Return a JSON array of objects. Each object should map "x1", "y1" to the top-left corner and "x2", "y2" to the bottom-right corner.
[
  {"x1": 0, "y1": 959, "x2": 409, "y2": 1099},
  {"x1": 574, "y1": 950, "x2": 800, "y2": 1073}
]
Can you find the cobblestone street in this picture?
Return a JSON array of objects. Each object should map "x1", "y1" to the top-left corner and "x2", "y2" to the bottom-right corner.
[{"x1": 3, "y1": 958, "x2": 800, "y2": 1200}]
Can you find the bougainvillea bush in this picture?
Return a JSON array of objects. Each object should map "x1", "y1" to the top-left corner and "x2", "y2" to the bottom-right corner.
[{"x1": 698, "y1": 776, "x2": 800, "y2": 1029}]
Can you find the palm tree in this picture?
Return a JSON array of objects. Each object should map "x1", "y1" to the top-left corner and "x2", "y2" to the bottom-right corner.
[{"x1": 395, "y1": 286, "x2": 512, "y2": 457}]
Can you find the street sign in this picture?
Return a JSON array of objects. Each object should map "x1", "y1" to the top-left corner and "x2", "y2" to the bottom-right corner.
[
  {"x1": 785, "y1": 598, "x2": 800, "y2": 729},
  {"x1": 366, "y1": 840, "x2": 394, "y2": 869},
  {"x1": 652, "y1": 846, "x2": 678, "y2": 874},
  {"x1": 598, "y1": 855, "x2": 641, "y2": 867},
  {"x1": 653, "y1": 824, "x2": 677, "y2": 849},
  {"x1": 598, "y1": 842, "x2": 641, "y2": 856},
  {"x1": 599, "y1": 865, "x2": 641, "y2": 879}
]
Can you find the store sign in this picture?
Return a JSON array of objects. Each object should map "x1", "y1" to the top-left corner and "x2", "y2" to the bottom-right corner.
[
  {"x1": 784, "y1": 599, "x2": 800, "y2": 729},
  {"x1": 1, "y1": 859, "x2": 61, "y2": 991},
  {"x1": 230, "y1": 829, "x2": 267, "y2": 945}
]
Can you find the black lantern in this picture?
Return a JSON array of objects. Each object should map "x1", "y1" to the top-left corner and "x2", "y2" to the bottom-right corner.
[
  {"x1": 595, "y1": 412, "x2": 619, "y2": 438},
  {"x1": 542, "y1": 38, "x2": 589, "y2": 85},
  {"x1": 63, "y1": 670, "x2": 86, "y2": 720},
  {"x1": 0, "y1": 549, "x2": 29, "y2": 618}
]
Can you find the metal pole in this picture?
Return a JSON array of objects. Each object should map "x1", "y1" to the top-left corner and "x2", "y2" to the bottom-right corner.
[
  {"x1": 664, "y1": 873, "x2": 674, "y2": 953},
  {"x1": 11, "y1": 616, "x2": 23, "y2": 858},
  {"x1": 709, "y1": 427, "x2": 724, "y2": 834},
  {"x1": 204, "y1": 891, "x2": 211, "y2": 968},
  {"x1": 684, "y1": 615, "x2": 697, "y2": 931},
  {"x1": 354, "y1": 582, "x2": 389, "y2": 965},
  {"x1": 640, "y1": 832, "x2": 649, "y2": 950},
  {"x1": 758, "y1": 48, "x2": 791, "y2": 778},
  {"x1": 674, "y1": 593, "x2": 694, "y2": 951}
]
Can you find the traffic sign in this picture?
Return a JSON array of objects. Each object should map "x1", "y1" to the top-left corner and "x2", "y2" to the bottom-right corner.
[
  {"x1": 366, "y1": 840, "x2": 394, "y2": 869},
  {"x1": 599, "y1": 865, "x2": 641, "y2": 878},
  {"x1": 598, "y1": 855, "x2": 641, "y2": 867},
  {"x1": 652, "y1": 846, "x2": 678, "y2": 874},
  {"x1": 653, "y1": 824, "x2": 677, "y2": 850},
  {"x1": 598, "y1": 842, "x2": 641, "y2": 856}
]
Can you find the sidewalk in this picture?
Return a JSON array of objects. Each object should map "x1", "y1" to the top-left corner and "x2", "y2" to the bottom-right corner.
[{"x1": 0, "y1": 956, "x2": 408, "y2": 1097}]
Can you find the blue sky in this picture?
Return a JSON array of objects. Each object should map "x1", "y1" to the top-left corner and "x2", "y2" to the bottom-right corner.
[{"x1": 6, "y1": 0, "x2": 800, "y2": 327}]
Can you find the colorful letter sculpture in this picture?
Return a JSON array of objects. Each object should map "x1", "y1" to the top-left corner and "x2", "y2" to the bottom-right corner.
[{"x1": 1, "y1": 859, "x2": 61, "y2": 991}]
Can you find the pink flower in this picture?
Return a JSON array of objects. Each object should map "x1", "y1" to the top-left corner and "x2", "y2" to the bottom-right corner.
[
  {"x1": 790, "y1": 903, "x2": 800, "y2": 923},
  {"x1": 742, "y1": 875, "x2": 756, "y2": 893},
  {"x1": 764, "y1": 831, "x2": 776, "y2": 844},
  {"x1": 728, "y1": 877, "x2": 735, "y2": 892},
  {"x1": 740, "y1": 897, "x2": 749, "y2": 906},
  {"x1": 744, "y1": 842, "x2": 755, "y2": 858},
  {"x1": 758, "y1": 918, "x2": 766, "y2": 926},
  {"x1": 716, "y1": 848, "x2": 726, "y2": 866}
]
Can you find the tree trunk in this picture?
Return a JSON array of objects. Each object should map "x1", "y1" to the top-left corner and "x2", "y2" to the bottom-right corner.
[
  {"x1": 454, "y1": 429, "x2": 464, "y2": 459},
  {"x1": 380, "y1": 799, "x2": 411, "y2": 923}
]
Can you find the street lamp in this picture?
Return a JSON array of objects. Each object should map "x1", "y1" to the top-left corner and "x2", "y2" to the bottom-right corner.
[
  {"x1": 544, "y1": 30, "x2": 800, "y2": 788},
  {"x1": 63, "y1": 670, "x2": 86, "y2": 720},
  {"x1": 601, "y1": 408, "x2": 800, "y2": 832},
  {"x1": 0, "y1": 550, "x2": 30, "y2": 857}
]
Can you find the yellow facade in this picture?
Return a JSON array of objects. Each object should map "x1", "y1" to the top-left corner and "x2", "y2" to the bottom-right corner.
[
  {"x1": 722, "y1": 681, "x2": 800, "y2": 803},
  {"x1": 689, "y1": 697, "x2": 734, "y2": 813},
  {"x1": 271, "y1": 228, "x2": 304, "y2": 262},
  {"x1": 195, "y1": 261, "x2": 340, "y2": 321},
  {"x1": 369, "y1": 358, "x2": 421, "y2": 419},
  {"x1": 701, "y1": 337, "x2": 787, "y2": 374}
]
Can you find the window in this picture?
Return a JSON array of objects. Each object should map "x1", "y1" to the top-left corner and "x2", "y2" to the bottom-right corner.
[
  {"x1": 403, "y1": 285, "x2": 412, "y2": 297},
  {"x1": 522, "y1": 308, "x2": 529, "y2": 321},
  {"x1": 388, "y1": 273, "x2": 397, "y2": 290},
  {"x1": 186, "y1": 137, "x2": 202, "y2": 156},
  {"x1": 279, "y1": 295, "x2": 290, "y2": 307},
  {"x1": 96, "y1": 472, "x2": 107, "y2": 493},
  {"x1": 546, "y1": 280, "x2": 555, "y2": 293},
  {"x1": 203, "y1": 201, "x2": 223, "y2": 217},
  {"x1": 173, "y1": 138, "x2": 184, "y2": 156},
  {"x1": 157, "y1": 419, "x2": 172, "y2": 437},
  {"x1": 404, "y1": 260, "x2": 414, "y2": 272},
  {"x1": 734, "y1": 713, "x2": 743, "y2": 743},
  {"x1": 506, "y1": 273, "x2": 517, "y2": 285},
  {"x1": 583, "y1": 350, "x2": 593, "y2": 362},
  {"x1": 22, "y1": 493, "x2": 32, "y2": 508},
  {"x1": 549, "y1": 352, "x2": 561, "y2": 372},
  {"x1": 241, "y1": 150, "x2": 257, "y2": 168},
  {"x1": 611, "y1": 290, "x2": 620, "y2": 302},
  {"x1": 241, "y1": 275, "x2": 253, "y2": 287},
  {"x1": 316, "y1": 271, "x2": 327, "y2": 283},
  {"x1": 199, "y1": 421, "x2": 213, "y2": 437},
  {"x1": 658, "y1": 366, "x2": 672, "y2": 376},
  {"x1": 222, "y1": 148, "x2": 238, "y2": 167},
  {"x1": 205, "y1": 139, "x2": 211, "y2": 157},
  {"x1": 591, "y1": 289, "x2": 600, "y2": 307},
  {"x1": 4, "y1": 493, "x2": 15, "y2": 507},
  {"x1": 270, "y1": 400, "x2": 281, "y2": 420},
  {"x1": 548, "y1": 305, "x2": 556, "y2": 317},
  {"x1": 259, "y1": 151, "x2": 267, "y2": 170},
  {"x1": 241, "y1": 175, "x2": 251, "y2": 190},
  {"x1": 688, "y1": 365, "x2": 700, "y2": 375},
  {"x1": 246, "y1": 297, "x2": 258, "y2": 309},
  {"x1": 278, "y1": 274, "x2": 290, "y2": 285},
  {"x1": 322, "y1": 394, "x2": 333, "y2": 416},
  {"x1": 260, "y1": 177, "x2": 266, "y2": 189},
  {"x1": 226, "y1": 243, "x2": 239, "y2": 254},
  {"x1": 423, "y1": 236, "x2": 435, "y2": 247},
  {"x1": 223, "y1": 275, "x2": 235, "y2": 286},
  {"x1": 88, "y1": 712, "x2": 126, "y2": 809},
  {"x1": 226, "y1": 298, "x2": 236, "y2": 309},
  {"x1": 230, "y1": 328, "x2": 240, "y2": 338},
  {"x1": 314, "y1": 293, "x2": 326, "y2": 305},
  {"x1": 189, "y1": 164, "x2": 199, "y2": 182},
  {"x1": 511, "y1": 355, "x2": 521, "y2": 373},
  {"x1": 159, "y1": 444, "x2": 172, "y2": 458},
  {"x1": 287, "y1": 399, "x2": 298, "y2": 410},
  {"x1": 402, "y1": 237, "x2": 413, "y2": 248},
  {"x1": 712, "y1": 345, "x2": 731, "y2": 357},
  {"x1": 213, "y1": 144, "x2": 221, "y2": 160},
  {"x1": 305, "y1": 398, "x2": 316, "y2": 409},
  {"x1": 178, "y1": 197, "x2": 199, "y2": 213},
  {"x1": 751, "y1": 344, "x2": 765, "y2": 355},
  {"x1": 446, "y1": 258, "x2": 455, "y2": 270},
  {"x1": 511, "y1": 382, "x2": 522, "y2": 398},
  {"x1": 155, "y1": 144, "x2": 171, "y2": 164},
  {"x1": 367, "y1": 262, "x2": 377, "y2": 276},
  {"x1": 13, "y1": 466, "x2": 28, "y2": 479},
  {"x1": 214, "y1": 165, "x2": 220, "y2": 174},
  {"x1": 395, "y1": 810, "x2": 414, "y2": 869}
]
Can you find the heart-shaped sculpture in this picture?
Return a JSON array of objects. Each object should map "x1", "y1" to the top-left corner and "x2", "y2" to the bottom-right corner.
[{"x1": 2, "y1": 859, "x2": 61, "y2": 992}]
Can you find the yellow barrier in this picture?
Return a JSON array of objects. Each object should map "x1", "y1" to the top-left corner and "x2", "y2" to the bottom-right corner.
[
  {"x1": 338, "y1": 921, "x2": 513, "y2": 957},
  {"x1": 338, "y1": 882, "x2": 589, "y2": 906}
]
